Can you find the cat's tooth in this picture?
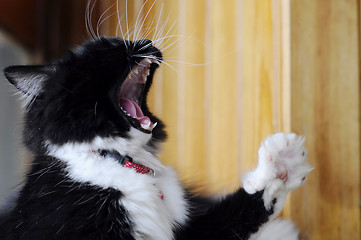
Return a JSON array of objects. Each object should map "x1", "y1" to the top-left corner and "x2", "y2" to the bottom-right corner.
[
  {"x1": 145, "y1": 58, "x2": 152, "y2": 64},
  {"x1": 151, "y1": 122, "x2": 158, "y2": 130},
  {"x1": 133, "y1": 68, "x2": 139, "y2": 75},
  {"x1": 141, "y1": 122, "x2": 151, "y2": 130},
  {"x1": 145, "y1": 69, "x2": 150, "y2": 76},
  {"x1": 120, "y1": 107, "x2": 129, "y2": 115}
]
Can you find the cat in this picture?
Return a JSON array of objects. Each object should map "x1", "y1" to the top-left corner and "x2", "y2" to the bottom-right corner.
[{"x1": 0, "y1": 36, "x2": 312, "y2": 240}]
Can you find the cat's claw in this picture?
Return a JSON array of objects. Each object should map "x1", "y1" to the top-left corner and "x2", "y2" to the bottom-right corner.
[{"x1": 242, "y1": 133, "x2": 313, "y2": 210}]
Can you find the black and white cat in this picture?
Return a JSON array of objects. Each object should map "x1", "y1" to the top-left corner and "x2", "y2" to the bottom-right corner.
[{"x1": 0, "y1": 37, "x2": 312, "y2": 240}]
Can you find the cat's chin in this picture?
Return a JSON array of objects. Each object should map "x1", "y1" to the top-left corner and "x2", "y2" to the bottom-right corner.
[{"x1": 118, "y1": 57, "x2": 160, "y2": 133}]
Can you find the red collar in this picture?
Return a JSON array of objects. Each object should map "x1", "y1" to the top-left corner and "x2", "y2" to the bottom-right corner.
[
  {"x1": 93, "y1": 149, "x2": 163, "y2": 200},
  {"x1": 92, "y1": 149, "x2": 155, "y2": 176},
  {"x1": 124, "y1": 159, "x2": 153, "y2": 175}
]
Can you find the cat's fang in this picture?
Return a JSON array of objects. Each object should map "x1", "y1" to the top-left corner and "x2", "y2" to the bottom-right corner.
[{"x1": 141, "y1": 121, "x2": 157, "y2": 131}]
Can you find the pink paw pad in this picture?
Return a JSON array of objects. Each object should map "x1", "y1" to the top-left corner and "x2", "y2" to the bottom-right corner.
[{"x1": 276, "y1": 170, "x2": 288, "y2": 183}]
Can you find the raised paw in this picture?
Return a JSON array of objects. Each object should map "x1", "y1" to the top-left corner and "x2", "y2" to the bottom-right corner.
[{"x1": 243, "y1": 133, "x2": 313, "y2": 195}]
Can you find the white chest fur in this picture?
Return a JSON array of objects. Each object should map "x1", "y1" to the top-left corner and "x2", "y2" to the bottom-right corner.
[{"x1": 46, "y1": 128, "x2": 188, "y2": 240}]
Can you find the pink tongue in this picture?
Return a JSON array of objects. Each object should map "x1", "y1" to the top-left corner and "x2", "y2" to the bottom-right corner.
[
  {"x1": 119, "y1": 98, "x2": 152, "y2": 126},
  {"x1": 137, "y1": 116, "x2": 151, "y2": 125}
]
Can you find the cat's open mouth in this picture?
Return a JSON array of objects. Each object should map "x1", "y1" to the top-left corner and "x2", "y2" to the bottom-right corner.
[{"x1": 118, "y1": 57, "x2": 159, "y2": 133}]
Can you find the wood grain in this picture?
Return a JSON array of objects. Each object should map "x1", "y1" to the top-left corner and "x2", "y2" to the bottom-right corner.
[
  {"x1": 239, "y1": 0, "x2": 281, "y2": 178},
  {"x1": 156, "y1": 0, "x2": 180, "y2": 169},
  {"x1": 289, "y1": 0, "x2": 360, "y2": 239},
  {"x1": 178, "y1": 0, "x2": 207, "y2": 188},
  {"x1": 205, "y1": 0, "x2": 240, "y2": 193}
]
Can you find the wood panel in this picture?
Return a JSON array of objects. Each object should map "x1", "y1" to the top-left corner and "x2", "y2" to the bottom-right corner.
[
  {"x1": 178, "y1": 0, "x2": 207, "y2": 188},
  {"x1": 100, "y1": 0, "x2": 361, "y2": 238},
  {"x1": 238, "y1": 0, "x2": 282, "y2": 179},
  {"x1": 205, "y1": 0, "x2": 240, "y2": 193},
  {"x1": 156, "y1": 0, "x2": 180, "y2": 170},
  {"x1": 289, "y1": 0, "x2": 360, "y2": 239}
]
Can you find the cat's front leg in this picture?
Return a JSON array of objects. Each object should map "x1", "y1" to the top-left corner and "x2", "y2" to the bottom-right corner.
[
  {"x1": 242, "y1": 133, "x2": 313, "y2": 219},
  {"x1": 175, "y1": 133, "x2": 312, "y2": 240}
]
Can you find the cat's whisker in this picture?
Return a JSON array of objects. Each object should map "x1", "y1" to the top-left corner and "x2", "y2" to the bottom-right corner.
[
  {"x1": 137, "y1": 33, "x2": 182, "y2": 52},
  {"x1": 153, "y1": 34, "x2": 182, "y2": 47},
  {"x1": 163, "y1": 59, "x2": 209, "y2": 66},
  {"x1": 85, "y1": 0, "x2": 96, "y2": 39},
  {"x1": 133, "y1": 23, "x2": 154, "y2": 45},
  {"x1": 154, "y1": 17, "x2": 178, "y2": 49},
  {"x1": 125, "y1": 25, "x2": 139, "y2": 43},
  {"x1": 99, "y1": 11, "x2": 123, "y2": 37},
  {"x1": 133, "y1": 0, "x2": 151, "y2": 44},
  {"x1": 155, "y1": 60, "x2": 179, "y2": 74},
  {"x1": 125, "y1": 0, "x2": 130, "y2": 41},
  {"x1": 152, "y1": 12, "x2": 168, "y2": 44},
  {"x1": 157, "y1": 40, "x2": 181, "y2": 55},
  {"x1": 132, "y1": 54, "x2": 179, "y2": 74},
  {"x1": 88, "y1": 0, "x2": 98, "y2": 39},
  {"x1": 135, "y1": 0, "x2": 157, "y2": 45},
  {"x1": 151, "y1": 9, "x2": 169, "y2": 42},
  {"x1": 141, "y1": 33, "x2": 182, "y2": 54},
  {"x1": 159, "y1": 37, "x2": 186, "y2": 54},
  {"x1": 137, "y1": 41, "x2": 154, "y2": 52},
  {"x1": 143, "y1": 20, "x2": 157, "y2": 44},
  {"x1": 86, "y1": 1, "x2": 92, "y2": 38},
  {"x1": 116, "y1": 0, "x2": 128, "y2": 49},
  {"x1": 155, "y1": 21, "x2": 178, "y2": 46},
  {"x1": 152, "y1": 2, "x2": 164, "y2": 41},
  {"x1": 85, "y1": 1, "x2": 91, "y2": 38},
  {"x1": 96, "y1": 2, "x2": 117, "y2": 37}
]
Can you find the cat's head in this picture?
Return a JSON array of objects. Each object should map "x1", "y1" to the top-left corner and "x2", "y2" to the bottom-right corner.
[{"x1": 4, "y1": 37, "x2": 166, "y2": 154}]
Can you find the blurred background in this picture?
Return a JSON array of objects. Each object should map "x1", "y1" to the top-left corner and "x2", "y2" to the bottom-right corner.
[{"x1": 0, "y1": 0, "x2": 359, "y2": 239}]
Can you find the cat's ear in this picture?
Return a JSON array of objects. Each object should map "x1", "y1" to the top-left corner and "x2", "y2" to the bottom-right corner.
[{"x1": 4, "y1": 65, "x2": 54, "y2": 96}]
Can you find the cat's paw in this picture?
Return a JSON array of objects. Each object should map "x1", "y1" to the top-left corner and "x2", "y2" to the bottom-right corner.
[{"x1": 243, "y1": 133, "x2": 313, "y2": 199}]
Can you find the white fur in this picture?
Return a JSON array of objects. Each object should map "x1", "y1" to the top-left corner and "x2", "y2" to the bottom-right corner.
[
  {"x1": 46, "y1": 128, "x2": 188, "y2": 240},
  {"x1": 242, "y1": 133, "x2": 312, "y2": 217},
  {"x1": 250, "y1": 219, "x2": 299, "y2": 240}
]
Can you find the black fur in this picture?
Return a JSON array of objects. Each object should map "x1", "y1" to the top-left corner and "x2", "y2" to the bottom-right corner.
[
  {"x1": 0, "y1": 156, "x2": 135, "y2": 240},
  {"x1": 1, "y1": 37, "x2": 274, "y2": 239},
  {"x1": 176, "y1": 190, "x2": 273, "y2": 240},
  {"x1": 4, "y1": 37, "x2": 165, "y2": 155}
]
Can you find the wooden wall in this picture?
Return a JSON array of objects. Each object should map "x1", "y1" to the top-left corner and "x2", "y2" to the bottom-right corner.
[
  {"x1": 289, "y1": 1, "x2": 360, "y2": 239},
  {"x1": 98, "y1": 0, "x2": 360, "y2": 239}
]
